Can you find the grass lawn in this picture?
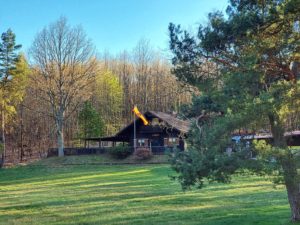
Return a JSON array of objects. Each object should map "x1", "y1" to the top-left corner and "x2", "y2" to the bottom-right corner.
[{"x1": 0, "y1": 156, "x2": 293, "y2": 225}]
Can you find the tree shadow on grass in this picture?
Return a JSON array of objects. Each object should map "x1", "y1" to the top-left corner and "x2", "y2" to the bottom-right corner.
[{"x1": 0, "y1": 164, "x2": 292, "y2": 225}]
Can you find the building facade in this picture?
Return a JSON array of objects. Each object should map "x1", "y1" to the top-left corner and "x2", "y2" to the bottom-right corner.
[{"x1": 87, "y1": 111, "x2": 190, "y2": 154}]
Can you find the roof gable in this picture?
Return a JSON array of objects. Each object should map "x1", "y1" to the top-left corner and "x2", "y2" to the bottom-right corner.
[
  {"x1": 147, "y1": 111, "x2": 190, "y2": 133},
  {"x1": 116, "y1": 111, "x2": 190, "y2": 136}
]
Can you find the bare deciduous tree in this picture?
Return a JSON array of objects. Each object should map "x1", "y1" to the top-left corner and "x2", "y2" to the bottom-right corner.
[{"x1": 30, "y1": 17, "x2": 97, "y2": 157}]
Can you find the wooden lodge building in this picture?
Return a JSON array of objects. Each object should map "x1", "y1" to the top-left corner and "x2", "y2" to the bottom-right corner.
[
  {"x1": 85, "y1": 110, "x2": 300, "y2": 156},
  {"x1": 86, "y1": 111, "x2": 190, "y2": 154}
]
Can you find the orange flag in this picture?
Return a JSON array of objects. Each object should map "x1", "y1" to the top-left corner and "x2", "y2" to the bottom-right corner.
[{"x1": 132, "y1": 106, "x2": 149, "y2": 125}]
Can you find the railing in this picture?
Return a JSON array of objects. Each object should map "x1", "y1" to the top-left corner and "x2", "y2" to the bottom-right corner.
[
  {"x1": 150, "y1": 146, "x2": 172, "y2": 155},
  {"x1": 47, "y1": 147, "x2": 106, "y2": 157},
  {"x1": 47, "y1": 146, "x2": 178, "y2": 157}
]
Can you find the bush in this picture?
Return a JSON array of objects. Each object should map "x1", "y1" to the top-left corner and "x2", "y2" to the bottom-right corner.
[
  {"x1": 135, "y1": 148, "x2": 152, "y2": 160},
  {"x1": 109, "y1": 145, "x2": 133, "y2": 159}
]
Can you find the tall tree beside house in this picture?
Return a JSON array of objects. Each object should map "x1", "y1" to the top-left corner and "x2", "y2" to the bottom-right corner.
[
  {"x1": 115, "y1": 50, "x2": 134, "y2": 124},
  {"x1": 169, "y1": 0, "x2": 300, "y2": 222},
  {"x1": 78, "y1": 101, "x2": 104, "y2": 146},
  {"x1": 0, "y1": 29, "x2": 28, "y2": 163},
  {"x1": 132, "y1": 39, "x2": 153, "y2": 112},
  {"x1": 30, "y1": 17, "x2": 97, "y2": 157}
]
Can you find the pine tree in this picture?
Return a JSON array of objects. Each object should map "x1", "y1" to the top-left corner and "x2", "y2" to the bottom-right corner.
[
  {"x1": 0, "y1": 29, "x2": 22, "y2": 163},
  {"x1": 78, "y1": 101, "x2": 104, "y2": 147},
  {"x1": 169, "y1": 0, "x2": 300, "y2": 221}
]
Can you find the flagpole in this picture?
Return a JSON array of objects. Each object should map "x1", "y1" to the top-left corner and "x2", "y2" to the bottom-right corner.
[{"x1": 133, "y1": 109, "x2": 136, "y2": 153}]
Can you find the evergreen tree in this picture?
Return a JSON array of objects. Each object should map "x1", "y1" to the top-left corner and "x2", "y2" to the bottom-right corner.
[
  {"x1": 169, "y1": 0, "x2": 300, "y2": 221},
  {"x1": 78, "y1": 101, "x2": 104, "y2": 147},
  {"x1": 0, "y1": 29, "x2": 23, "y2": 163},
  {"x1": 0, "y1": 29, "x2": 21, "y2": 82}
]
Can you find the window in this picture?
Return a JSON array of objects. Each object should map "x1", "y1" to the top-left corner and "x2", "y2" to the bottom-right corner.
[
  {"x1": 137, "y1": 139, "x2": 148, "y2": 147},
  {"x1": 101, "y1": 141, "x2": 111, "y2": 147},
  {"x1": 169, "y1": 138, "x2": 177, "y2": 144},
  {"x1": 164, "y1": 137, "x2": 179, "y2": 147},
  {"x1": 152, "y1": 118, "x2": 159, "y2": 125}
]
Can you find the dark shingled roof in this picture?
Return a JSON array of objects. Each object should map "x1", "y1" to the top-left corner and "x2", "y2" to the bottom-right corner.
[
  {"x1": 114, "y1": 111, "x2": 191, "y2": 136},
  {"x1": 85, "y1": 111, "x2": 191, "y2": 142},
  {"x1": 148, "y1": 111, "x2": 190, "y2": 133}
]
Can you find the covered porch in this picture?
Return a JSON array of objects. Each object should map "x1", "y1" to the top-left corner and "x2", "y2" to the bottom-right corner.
[
  {"x1": 84, "y1": 136, "x2": 130, "y2": 148},
  {"x1": 84, "y1": 136, "x2": 181, "y2": 155}
]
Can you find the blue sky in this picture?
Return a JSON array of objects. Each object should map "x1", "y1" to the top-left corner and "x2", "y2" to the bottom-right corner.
[{"x1": 0, "y1": 0, "x2": 228, "y2": 55}]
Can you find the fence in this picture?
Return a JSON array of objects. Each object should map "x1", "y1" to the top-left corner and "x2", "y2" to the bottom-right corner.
[
  {"x1": 47, "y1": 147, "x2": 107, "y2": 157},
  {"x1": 47, "y1": 146, "x2": 176, "y2": 157}
]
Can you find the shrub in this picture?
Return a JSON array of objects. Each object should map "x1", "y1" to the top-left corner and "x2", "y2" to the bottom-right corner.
[
  {"x1": 109, "y1": 145, "x2": 133, "y2": 159},
  {"x1": 135, "y1": 148, "x2": 152, "y2": 160}
]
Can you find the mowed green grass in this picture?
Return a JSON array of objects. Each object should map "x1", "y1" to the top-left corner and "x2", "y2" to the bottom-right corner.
[{"x1": 0, "y1": 156, "x2": 293, "y2": 225}]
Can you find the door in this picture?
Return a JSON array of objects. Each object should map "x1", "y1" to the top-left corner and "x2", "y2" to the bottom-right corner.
[{"x1": 150, "y1": 136, "x2": 164, "y2": 154}]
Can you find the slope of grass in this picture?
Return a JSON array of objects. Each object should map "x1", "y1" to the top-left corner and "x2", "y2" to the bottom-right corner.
[{"x1": 0, "y1": 156, "x2": 292, "y2": 225}]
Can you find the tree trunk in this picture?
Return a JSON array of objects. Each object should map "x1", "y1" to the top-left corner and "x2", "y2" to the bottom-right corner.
[
  {"x1": 286, "y1": 181, "x2": 300, "y2": 221},
  {"x1": 1, "y1": 95, "x2": 6, "y2": 165},
  {"x1": 282, "y1": 160, "x2": 300, "y2": 222},
  {"x1": 1, "y1": 108, "x2": 5, "y2": 165},
  {"x1": 269, "y1": 114, "x2": 300, "y2": 221},
  {"x1": 57, "y1": 114, "x2": 64, "y2": 157},
  {"x1": 20, "y1": 103, "x2": 24, "y2": 162}
]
